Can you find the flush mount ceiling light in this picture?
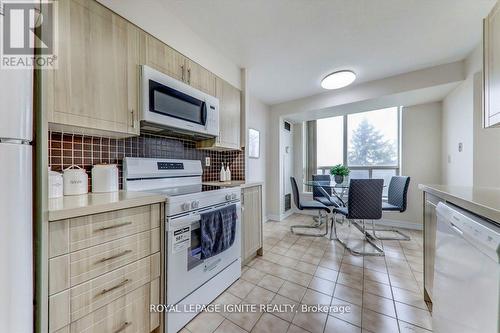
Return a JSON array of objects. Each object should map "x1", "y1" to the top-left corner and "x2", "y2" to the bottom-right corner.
[{"x1": 321, "y1": 70, "x2": 356, "y2": 90}]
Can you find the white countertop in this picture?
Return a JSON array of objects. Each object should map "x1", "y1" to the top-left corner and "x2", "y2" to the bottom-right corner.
[
  {"x1": 48, "y1": 191, "x2": 165, "y2": 221},
  {"x1": 419, "y1": 184, "x2": 500, "y2": 224},
  {"x1": 202, "y1": 181, "x2": 264, "y2": 189}
]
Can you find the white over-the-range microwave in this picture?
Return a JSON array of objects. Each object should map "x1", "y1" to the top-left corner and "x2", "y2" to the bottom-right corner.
[{"x1": 140, "y1": 65, "x2": 219, "y2": 139}]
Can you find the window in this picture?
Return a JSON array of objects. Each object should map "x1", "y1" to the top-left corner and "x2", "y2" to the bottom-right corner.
[
  {"x1": 347, "y1": 108, "x2": 399, "y2": 167},
  {"x1": 311, "y1": 107, "x2": 400, "y2": 195}
]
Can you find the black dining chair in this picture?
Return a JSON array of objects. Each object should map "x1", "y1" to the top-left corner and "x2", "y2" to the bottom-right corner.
[
  {"x1": 312, "y1": 174, "x2": 333, "y2": 206},
  {"x1": 290, "y1": 177, "x2": 331, "y2": 237},
  {"x1": 312, "y1": 174, "x2": 343, "y2": 223},
  {"x1": 330, "y1": 179, "x2": 384, "y2": 256},
  {"x1": 369, "y1": 176, "x2": 411, "y2": 240}
]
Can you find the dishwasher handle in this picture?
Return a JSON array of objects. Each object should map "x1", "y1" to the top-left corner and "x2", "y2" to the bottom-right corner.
[{"x1": 449, "y1": 222, "x2": 464, "y2": 235}]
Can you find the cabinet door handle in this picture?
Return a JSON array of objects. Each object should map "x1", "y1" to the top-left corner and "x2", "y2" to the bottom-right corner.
[
  {"x1": 96, "y1": 221, "x2": 133, "y2": 232},
  {"x1": 96, "y1": 249, "x2": 132, "y2": 264},
  {"x1": 181, "y1": 65, "x2": 185, "y2": 81},
  {"x1": 114, "y1": 321, "x2": 132, "y2": 333},
  {"x1": 99, "y1": 278, "x2": 130, "y2": 296},
  {"x1": 187, "y1": 68, "x2": 191, "y2": 84},
  {"x1": 130, "y1": 109, "x2": 136, "y2": 129}
]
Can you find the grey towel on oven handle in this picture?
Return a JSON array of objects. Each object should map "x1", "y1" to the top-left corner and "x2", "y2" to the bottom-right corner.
[{"x1": 200, "y1": 204, "x2": 237, "y2": 260}]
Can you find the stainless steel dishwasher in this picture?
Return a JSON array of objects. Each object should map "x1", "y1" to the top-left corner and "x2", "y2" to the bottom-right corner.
[{"x1": 433, "y1": 202, "x2": 500, "y2": 333}]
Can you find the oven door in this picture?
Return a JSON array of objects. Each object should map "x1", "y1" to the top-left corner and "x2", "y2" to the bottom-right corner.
[{"x1": 166, "y1": 202, "x2": 241, "y2": 305}]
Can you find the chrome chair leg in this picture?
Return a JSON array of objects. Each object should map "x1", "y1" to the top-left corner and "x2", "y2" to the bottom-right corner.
[
  {"x1": 332, "y1": 217, "x2": 384, "y2": 256},
  {"x1": 291, "y1": 210, "x2": 328, "y2": 237},
  {"x1": 368, "y1": 227, "x2": 411, "y2": 241}
]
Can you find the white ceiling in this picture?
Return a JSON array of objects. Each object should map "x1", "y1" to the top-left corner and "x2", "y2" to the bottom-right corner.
[{"x1": 162, "y1": 0, "x2": 495, "y2": 105}]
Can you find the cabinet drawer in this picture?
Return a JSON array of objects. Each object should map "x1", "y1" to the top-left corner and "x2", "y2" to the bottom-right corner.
[
  {"x1": 50, "y1": 204, "x2": 160, "y2": 257},
  {"x1": 70, "y1": 283, "x2": 150, "y2": 333},
  {"x1": 70, "y1": 257, "x2": 152, "y2": 321},
  {"x1": 70, "y1": 230, "x2": 153, "y2": 286}
]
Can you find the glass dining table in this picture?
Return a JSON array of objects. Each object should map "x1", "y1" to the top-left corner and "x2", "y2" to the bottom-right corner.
[
  {"x1": 303, "y1": 179, "x2": 387, "y2": 206},
  {"x1": 303, "y1": 180, "x2": 350, "y2": 207}
]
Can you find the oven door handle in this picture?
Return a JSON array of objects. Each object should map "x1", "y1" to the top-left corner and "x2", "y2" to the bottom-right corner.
[
  {"x1": 168, "y1": 202, "x2": 241, "y2": 230},
  {"x1": 168, "y1": 214, "x2": 201, "y2": 230}
]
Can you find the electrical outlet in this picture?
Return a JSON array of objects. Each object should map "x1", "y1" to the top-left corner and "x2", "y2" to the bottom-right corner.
[
  {"x1": 205, "y1": 157, "x2": 210, "y2": 166},
  {"x1": 458, "y1": 142, "x2": 463, "y2": 152}
]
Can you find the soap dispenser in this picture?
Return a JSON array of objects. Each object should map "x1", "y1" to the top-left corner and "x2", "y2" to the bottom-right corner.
[
  {"x1": 226, "y1": 163, "x2": 232, "y2": 181},
  {"x1": 220, "y1": 162, "x2": 226, "y2": 182}
]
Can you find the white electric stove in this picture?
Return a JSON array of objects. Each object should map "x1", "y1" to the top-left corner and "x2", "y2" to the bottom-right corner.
[{"x1": 123, "y1": 157, "x2": 241, "y2": 333}]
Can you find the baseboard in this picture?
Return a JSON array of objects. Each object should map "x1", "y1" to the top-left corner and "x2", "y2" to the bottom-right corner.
[
  {"x1": 375, "y1": 219, "x2": 423, "y2": 230},
  {"x1": 267, "y1": 209, "x2": 296, "y2": 222},
  {"x1": 288, "y1": 213, "x2": 423, "y2": 230}
]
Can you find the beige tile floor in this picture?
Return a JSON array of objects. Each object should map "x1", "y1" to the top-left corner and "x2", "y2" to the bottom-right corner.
[{"x1": 182, "y1": 214, "x2": 431, "y2": 333}]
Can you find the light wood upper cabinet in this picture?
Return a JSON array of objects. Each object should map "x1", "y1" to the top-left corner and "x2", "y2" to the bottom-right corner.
[
  {"x1": 185, "y1": 59, "x2": 216, "y2": 96},
  {"x1": 145, "y1": 37, "x2": 215, "y2": 96},
  {"x1": 220, "y1": 78, "x2": 242, "y2": 149},
  {"x1": 198, "y1": 77, "x2": 241, "y2": 150},
  {"x1": 145, "y1": 34, "x2": 185, "y2": 81},
  {"x1": 48, "y1": 0, "x2": 138, "y2": 136},
  {"x1": 241, "y1": 185, "x2": 263, "y2": 264},
  {"x1": 127, "y1": 24, "x2": 143, "y2": 135},
  {"x1": 484, "y1": 1, "x2": 500, "y2": 128}
]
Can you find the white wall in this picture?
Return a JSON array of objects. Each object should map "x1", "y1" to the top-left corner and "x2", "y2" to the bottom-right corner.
[
  {"x1": 247, "y1": 96, "x2": 269, "y2": 182},
  {"x1": 97, "y1": 0, "x2": 241, "y2": 88},
  {"x1": 383, "y1": 103, "x2": 442, "y2": 226},
  {"x1": 441, "y1": 75, "x2": 475, "y2": 186},
  {"x1": 246, "y1": 96, "x2": 271, "y2": 219},
  {"x1": 442, "y1": 43, "x2": 500, "y2": 187}
]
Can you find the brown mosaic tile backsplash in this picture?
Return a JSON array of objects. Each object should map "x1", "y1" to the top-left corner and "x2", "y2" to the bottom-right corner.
[{"x1": 49, "y1": 132, "x2": 245, "y2": 191}]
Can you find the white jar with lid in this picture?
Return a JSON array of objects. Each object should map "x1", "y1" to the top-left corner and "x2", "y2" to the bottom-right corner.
[
  {"x1": 48, "y1": 167, "x2": 63, "y2": 199},
  {"x1": 63, "y1": 165, "x2": 88, "y2": 196},
  {"x1": 91, "y1": 164, "x2": 119, "y2": 193}
]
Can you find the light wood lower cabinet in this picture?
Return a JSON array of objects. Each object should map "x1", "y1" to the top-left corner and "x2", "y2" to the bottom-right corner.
[
  {"x1": 70, "y1": 283, "x2": 150, "y2": 333},
  {"x1": 48, "y1": 204, "x2": 161, "y2": 333},
  {"x1": 423, "y1": 192, "x2": 442, "y2": 308},
  {"x1": 241, "y1": 185, "x2": 263, "y2": 264}
]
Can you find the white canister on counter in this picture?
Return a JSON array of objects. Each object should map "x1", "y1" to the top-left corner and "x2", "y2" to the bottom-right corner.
[
  {"x1": 63, "y1": 165, "x2": 88, "y2": 195},
  {"x1": 48, "y1": 167, "x2": 63, "y2": 198},
  {"x1": 91, "y1": 164, "x2": 119, "y2": 193}
]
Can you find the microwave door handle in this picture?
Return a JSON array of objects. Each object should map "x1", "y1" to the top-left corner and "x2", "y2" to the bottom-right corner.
[{"x1": 202, "y1": 102, "x2": 208, "y2": 126}]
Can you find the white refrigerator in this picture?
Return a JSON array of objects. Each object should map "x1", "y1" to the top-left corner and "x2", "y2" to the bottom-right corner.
[{"x1": 0, "y1": 67, "x2": 34, "y2": 332}]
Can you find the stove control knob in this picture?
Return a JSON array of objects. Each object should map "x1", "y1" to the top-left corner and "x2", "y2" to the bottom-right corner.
[
  {"x1": 182, "y1": 202, "x2": 191, "y2": 211},
  {"x1": 225, "y1": 194, "x2": 232, "y2": 201},
  {"x1": 231, "y1": 193, "x2": 237, "y2": 200},
  {"x1": 191, "y1": 200, "x2": 199, "y2": 209}
]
